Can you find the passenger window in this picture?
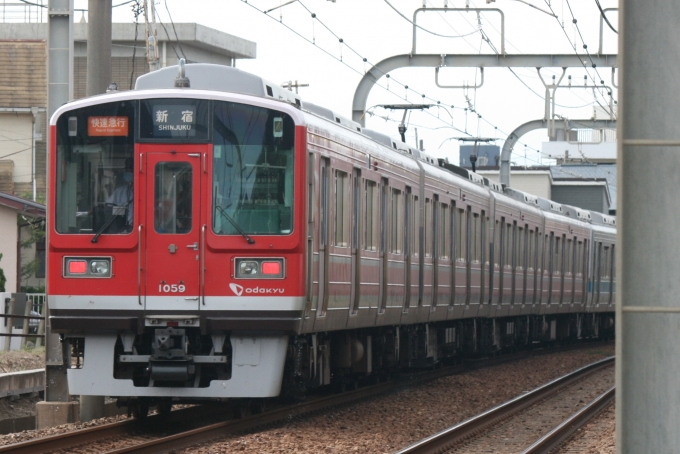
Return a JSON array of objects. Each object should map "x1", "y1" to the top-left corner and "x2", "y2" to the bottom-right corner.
[
  {"x1": 412, "y1": 195, "x2": 420, "y2": 258},
  {"x1": 528, "y1": 229, "x2": 534, "y2": 270},
  {"x1": 154, "y1": 162, "x2": 192, "y2": 234},
  {"x1": 456, "y1": 209, "x2": 466, "y2": 261},
  {"x1": 518, "y1": 226, "x2": 525, "y2": 269},
  {"x1": 425, "y1": 198, "x2": 433, "y2": 258},
  {"x1": 439, "y1": 203, "x2": 449, "y2": 259},
  {"x1": 504, "y1": 224, "x2": 512, "y2": 267},
  {"x1": 335, "y1": 170, "x2": 350, "y2": 247},
  {"x1": 564, "y1": 238, "x2": 572, "y2": 275},
  {"x1": 390, "y1": 188, "x2": 404, "y2": 254},
  {"x1": 472, "y1": 213, "x2": 481, "y2": 263},
  {"x1": 495, "y1": 219, "x2": 502, "y2": 268},
  {"x1": 482, "y1": 212, "x2": 488, "y2": 266},
  {"x1": 364, "y1": 179, "x2": 378, "y2": 251},
  {"x1": 544, "y1": 234, "x2": 551, "y2": 274}
]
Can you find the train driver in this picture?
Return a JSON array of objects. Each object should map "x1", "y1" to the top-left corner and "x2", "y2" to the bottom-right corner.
[{"x1": 106, "y1": 158, "x2": 134, "y2": 231}]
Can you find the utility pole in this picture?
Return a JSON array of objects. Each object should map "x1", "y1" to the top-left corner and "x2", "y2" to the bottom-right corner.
[
  {"x1": 281, "y1": 80, "x2": 309, "y2": 94},
  {"x1": 37, "y1": 0, "x2": 76, "y2": 429},
  {"x1": 85, "y1": 0, "x2": 112, "y2": 97},
  {"x1": 618, "y1": 1, "x2": 680, "y2": 452},
  {"x1": 81, "y1": 0, "x2": 112, "y2": 422},
  {"x1": 144, "y1": 0, "x2": 159, "y2": 72}
]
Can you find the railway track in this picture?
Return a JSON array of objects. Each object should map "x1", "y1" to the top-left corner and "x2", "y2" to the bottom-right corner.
[
  {"x1": 0, "y1": 341, "x2": 611, "y2": 454},
  {"x1": 523, "y1": 387, "x2": 614, "y2": 454},
  {"x1": 396, "y1": 356, "x2": 614, "y2": 454}
]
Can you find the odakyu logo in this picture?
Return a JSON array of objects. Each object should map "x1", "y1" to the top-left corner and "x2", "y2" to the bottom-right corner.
[
  {"x1": 229, "y1": 283, "x2": 284, "y2": 296},
  {"x1": 229, "y1": 283, "x2": 244, "y2": 296}
]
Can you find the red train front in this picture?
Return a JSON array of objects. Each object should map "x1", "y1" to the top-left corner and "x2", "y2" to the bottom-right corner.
[{"x1": 48, "y1": 64, "x2": 307, "y2": 402}]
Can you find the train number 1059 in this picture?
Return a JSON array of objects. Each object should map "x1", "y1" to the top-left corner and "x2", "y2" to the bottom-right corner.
[{"x1": 159, "y1": 283, "x2": 186, "y2": 293}]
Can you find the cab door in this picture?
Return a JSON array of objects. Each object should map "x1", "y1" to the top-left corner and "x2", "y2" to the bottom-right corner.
[{"x1": 144, "y1": 149, "x2": 202, "y2": 310}]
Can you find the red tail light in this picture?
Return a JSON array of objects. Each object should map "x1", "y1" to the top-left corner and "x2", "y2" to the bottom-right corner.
[
  {"x1": 261, "y1": 261, "x2": 281, "y2": 275},
  {"x1": 68, "y1": 261, "x2": 87, "y2": 274}
]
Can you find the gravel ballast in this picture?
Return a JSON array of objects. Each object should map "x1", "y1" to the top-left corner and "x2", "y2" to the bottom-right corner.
[{"x1": 0, "y1": 344, "x2": 615, "y2": 452}]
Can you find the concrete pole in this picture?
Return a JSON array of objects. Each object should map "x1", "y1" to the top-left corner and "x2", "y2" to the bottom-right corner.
[
  {"x1": 85, "y1": 0, "x2": 112, "y2": 97},
  {"x1": 617, "y1": 2, "x2": 680, "y2": 453},
  {"x1": 44, "y1": 0, "x2": 74, "y2": 412},
  {"x1": 79, "y1": 0, "x2": 112, "y2": 422}
]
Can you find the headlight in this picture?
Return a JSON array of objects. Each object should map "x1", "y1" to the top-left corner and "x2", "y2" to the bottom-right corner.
[
  {"x1": 235, "y1": 258, "x2": 285, "y2": 279},
  {"x1": 90, "y1": 260, "x2": 110, "y2": 275},
  {"x1": 64, "y1": 257, "x2": 112, "y2": 278},
  {"x1": 239, "y1": 261, "x2": 259, "y2": 276}
]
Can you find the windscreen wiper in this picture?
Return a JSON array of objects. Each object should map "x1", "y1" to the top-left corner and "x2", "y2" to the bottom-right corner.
[
  {"x1": 91, "y1": 208, "x2": 121, "y2": 243},
  {"x1": 215, "y1": 205, "x2": 255, "y2": 244}
]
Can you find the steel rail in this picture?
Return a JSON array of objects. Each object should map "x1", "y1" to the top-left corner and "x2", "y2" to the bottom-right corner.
[
  {"x1": 102, "y1": 384, "x2": 391, "y2": 454},
  {"x1": 0, "y1": 405, "x2": 218, "y2": 454},
  {"x1": 0, "y1": 341, "x2": 611, "y2": 454},
  {"x1": 522, "y1": 386, "x2": 615, "y2": 454},
  {"x1": 395, "y1": 356, "x2": 615, "y2": 454}
]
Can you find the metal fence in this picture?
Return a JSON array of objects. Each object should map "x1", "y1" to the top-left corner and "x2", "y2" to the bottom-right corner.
[
  {"x1": 0, "y1": 1, "x2": 46, "y2": 23},
  {"x1": 1, "y1": 293, "x2": 45, "y2": 350},
  {"x1": 567, "y1": 128, "x2": 617, "y2": 144}
]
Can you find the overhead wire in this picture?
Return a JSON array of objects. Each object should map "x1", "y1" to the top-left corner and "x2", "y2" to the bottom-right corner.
[
  {"x1": 246, "y1": 0, "x2": 472, "y2": 137},
  {"x1": 243, "y1": 0, "x2": 559, "y2": 164},
  {"x1": 542, "y1": 0, "x2": 617, "y2": 115},
  {"x1": 594, "y1": 0, "x2": 617, "y2": 34},
  {"x1": 163, "y1": 0, "x2": 187, "y2": 60},
  {"x1": 383, "y1": 0, "x2": 481, "y2": 39}
]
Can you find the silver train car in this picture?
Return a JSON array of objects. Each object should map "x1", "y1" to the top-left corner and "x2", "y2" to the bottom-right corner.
[{"x1": 48, "y1": 64, "x2": 615, "y2": 410}]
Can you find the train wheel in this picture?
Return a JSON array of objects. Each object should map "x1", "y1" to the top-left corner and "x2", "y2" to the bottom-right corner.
[
  {"x1": 132, "y1": 400, "x2": 149, "y2": 420},
  {"x1": 234, "y1": 399, "x2": 252, "y2": 419},
  {"x1": 157, "y1": 400, "x2": 173, "y2": 415},
  {"x1": 251, "y1": 399, "x2": 267, "y2": 414}
]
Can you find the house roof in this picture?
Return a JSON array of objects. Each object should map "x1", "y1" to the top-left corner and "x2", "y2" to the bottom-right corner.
[
  {"x1": 0, "y1": 191, "x2": 45, "y2": 217},
  {"x1": 550, "y1": 164, "x2": 617, "y2": 210}
]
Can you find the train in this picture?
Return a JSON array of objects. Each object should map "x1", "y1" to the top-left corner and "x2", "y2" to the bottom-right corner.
[{"x1": 47, "y1": 61, "x2": 616, "y2": 414}]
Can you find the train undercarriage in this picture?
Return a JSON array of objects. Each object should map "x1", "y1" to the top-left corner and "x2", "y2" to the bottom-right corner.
[{"x1": 64, "y1": 313, "x2": 614, "y2": 416}]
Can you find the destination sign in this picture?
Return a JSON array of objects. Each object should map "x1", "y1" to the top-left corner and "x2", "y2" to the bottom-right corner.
[
  {"x1": 88, "y1": 116, "x2": 129, "y2": 136},
  {"x1": 153, "y1": 105, "x2": 195, "y2": 132},
  {"x1": 139, "y1": 99, "x2": 210, "y2": 142}
]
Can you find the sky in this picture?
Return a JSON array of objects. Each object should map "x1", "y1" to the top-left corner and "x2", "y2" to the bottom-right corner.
[{"x1": 99, "y1": 0, "x2": 619, "y2": 166}]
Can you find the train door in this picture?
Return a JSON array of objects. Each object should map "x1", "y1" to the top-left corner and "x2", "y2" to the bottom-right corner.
[
  {"x1": 421, "y1": 195, "x2": 434, "y2": 314},
  {"x1": 315, "y1": 157, "x2": 331, "y2": 321},
  {"x1": 143, "y1": 149, "x2": 203, "y2": 310},
  {"x1": 382, "y1": 182, "x2": 407, "y2": 325},
  {"x1": 434, "y1": 198, "x2": 452, "y2": 318}
]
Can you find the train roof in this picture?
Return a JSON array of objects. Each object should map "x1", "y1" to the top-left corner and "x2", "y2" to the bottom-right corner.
[
  {"x1": 133, "y1": 63, "x2": 616, "y2": 226},
  {"x1": 135, "y1": 63, "x2": 303, "y2": 106}
]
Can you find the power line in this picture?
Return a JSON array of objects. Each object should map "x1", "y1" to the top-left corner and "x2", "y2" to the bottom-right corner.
[
  {"x1": 383, "y1": 0, "x2": 481, "y2": 40},
  {"x1": 0, "y1": 147, "x2": 32, "y2": 160},
  {"x1": 242, "y1": 0, "x2": 557, "y2": 162},
  {"x1": 163, "y1": 0, "x2": 187, "y2": 60},
  {"x1": 594, "y1": 0, "x2": 618, "y2": 34},
  {"x1": 542, "y1": 0, "x2": 617, "y2": 115}
]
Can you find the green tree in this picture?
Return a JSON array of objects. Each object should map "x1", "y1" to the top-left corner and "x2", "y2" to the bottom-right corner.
[
  {"x1": 0, "y1": 253, "x2": 6, "y2": 292},
  {"x1": 17, "y1": 194, "x2": 46, "y2": 282}
]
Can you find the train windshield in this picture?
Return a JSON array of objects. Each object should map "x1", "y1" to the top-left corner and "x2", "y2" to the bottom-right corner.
[
  {"x1": 55, "y1": 101, "x2": 135, "y2": 235},
  {"x1": 212, "y1": 101, "x2": 295, "y2": 235}
]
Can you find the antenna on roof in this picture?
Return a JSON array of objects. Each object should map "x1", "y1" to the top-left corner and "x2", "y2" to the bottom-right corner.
[{"x1": 175, "y1": 59, "x2": 190, "y2": 88}]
